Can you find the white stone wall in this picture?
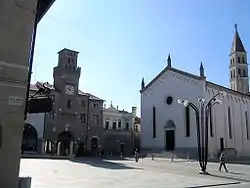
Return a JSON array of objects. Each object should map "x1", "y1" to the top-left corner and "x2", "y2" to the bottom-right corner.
[
  {"x1": 141, "y1": 70, "x2": 204, "y2": 150},
  {"x1": 103, "y1": 108, "x2": 134, "y2": 130},
  {"x1": 25, "y1": 113, "x2": 45, "y2": 139},
  {"x1": 206, "y1": 86, "x2": 250, "y2": 156}
]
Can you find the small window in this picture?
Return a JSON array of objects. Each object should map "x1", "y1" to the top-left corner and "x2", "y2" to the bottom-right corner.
[
  {"x1": 126, "y1": 122, "x2": 129, "y2": 130},
  {"x1": 230, "y1": 59, "x2": 232, "y2": 65},
  {"x1": 105, "y1": 121, "x2": 109, "y2": 130},
  {"x1": 118, "y1": 119, "x2": 121, "y2": 129},
  {"x1": 135, "y1": 125, "x2": 138, "y2": 132},
  {"x1": 112, "y1": 122, "x2": 117, "y2": 130},
  {"x1": 243, "y1": 69, "x2": 247, "y2": 77},
  {"x1": 67, "y1": 100, "x2": 71, "y2": 109},
  {"x1": 67, "y1": 57, "x2": 71, "y2": 63},
  {"x1": 94, "y1": 104, "x2": 98, "y2": 108},
  {"x1": 245, "y1": 111, "x2": 249, "y2": 140},
  {"x1": 228, "y1": 107, "x2": 232, "y2": 139},
  {"x1": 49, "y1": 111, "x2": 55, "y2": 119},
  {"x1": 80, "y1": 113, "x2": 86, "y2": 123},
  {"x1": 94, "y1": 114, "x2": 99, "y2": 124},
  {"x1": 71, "y1": 58, "x2": 74, "y2": 63},
  {"x1": 238, "y1": 69, "x2": 241, "y2": 76},
  {"x1": 166, "y1": 96, "x2": 173, "y2": 105},
  {"x1": 185, "y1": 106, "x2": 190, "y2": 137},
  {"x1": 230, "y1": 71, "x2": 233, "y2": 79},
  {"x1": 238, "y1": 57, "x2": 241, "y2": 63},
  {"x1": 242, "y1": 57, "x2": 245, "y2": 63},
  {"x1": 81, "y1": 100, "x2": 86, "y2": 107}
]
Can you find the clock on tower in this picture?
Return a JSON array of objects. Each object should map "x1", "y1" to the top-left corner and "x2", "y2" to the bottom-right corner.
[{"x1": 65, "y1": 85, "x2": 75, "y2": 95}]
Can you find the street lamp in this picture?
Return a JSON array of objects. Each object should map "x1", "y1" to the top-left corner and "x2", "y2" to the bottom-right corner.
[
  {"x1": 177, "y1": 99, "x2": 202, "y2": 169},
  {"x1": 177, "y1": 92, "x2": 224, "y2": 174}
]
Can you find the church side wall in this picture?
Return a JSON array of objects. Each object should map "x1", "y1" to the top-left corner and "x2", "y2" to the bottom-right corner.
[
  {"x1": 141, "y1": 70, "x2": 204, "y2": 151},
  {"x1": 206, "y1": 87, "x2": 250, "y2": 157}
]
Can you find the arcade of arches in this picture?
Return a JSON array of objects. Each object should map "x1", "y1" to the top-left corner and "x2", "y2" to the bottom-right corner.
[
  {"x1": 22, "y1": 125, "x2": 100, "y2": 156},
  {"x1": 43, "y1": 131, "x2": 100, "y2": 157}
]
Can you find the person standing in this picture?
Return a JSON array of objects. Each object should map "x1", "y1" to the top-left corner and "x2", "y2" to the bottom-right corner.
[{"x1": 219, "y1": 153, "x2": 228, "y2": 172}]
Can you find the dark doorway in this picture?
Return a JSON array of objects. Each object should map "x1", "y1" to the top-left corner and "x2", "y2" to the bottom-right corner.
[
  {"x1": 220, "y1": 138, "x2": 224, "y2": 151},
  {"x1": 91, "y1": 137, "x2": 98, "y2": 152},
  {"x1": 76, "y1": 142, "x2": 85, "y2": 156},
  {"x1": 120, "y1": 143, "x2": 125, "y2": 154},
  {"x1": 22, "y1": 124, "x2": 38, "y2": 152},
  {"x1": 57, "y1": 131, "x2": 73, "y2": 156},
  {"x1": 165, "y1": 130, "x2": 175, "y2": 151}
]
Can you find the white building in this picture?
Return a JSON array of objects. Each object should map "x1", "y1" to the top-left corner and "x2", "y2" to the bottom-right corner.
[
  {"x1": 101, "y1": 103, "x2": 138, "y2": 155},
  {"x1": 103, "y1": 102, "x2": 136, "y2": 131},
  {"x1": 140, "y1": 25, "x2": 250, "y2": 157}
]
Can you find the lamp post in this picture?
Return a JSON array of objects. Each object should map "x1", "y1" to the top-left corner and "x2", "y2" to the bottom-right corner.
[{"x1": 177, "y1": 92, "x2": 224, "y2": 174}]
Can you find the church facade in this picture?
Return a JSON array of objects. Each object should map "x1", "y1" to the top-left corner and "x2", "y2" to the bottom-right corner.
[{"x1": 140, "y1": 25, "x2": 250, "y2": 158}]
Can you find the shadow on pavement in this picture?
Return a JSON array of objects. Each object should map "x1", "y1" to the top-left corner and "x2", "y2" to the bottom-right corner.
[
  {"x1": 208, "y1": 159, "x2": 250, "y2": 166},
  {"x1": 209, "y1": 173, "x2": 250, "y2": 183},
  {"x1": 185, "y1": 182, "x2": 240, "y2": 188},
  {"x1": 70, "y1": 158, "x2": 143, "y2": 170},
  {"x1": 228, "y1": 171, "x2": 243, "y2": 175}
]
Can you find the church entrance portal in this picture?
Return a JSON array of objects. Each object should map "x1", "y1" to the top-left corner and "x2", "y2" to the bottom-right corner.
[
  {"x1": 165, "y1": 120, "x2": 176, "y2": 151},
  {"x1": 165, "y1": 130, "x2": 175, "y2": 151}
]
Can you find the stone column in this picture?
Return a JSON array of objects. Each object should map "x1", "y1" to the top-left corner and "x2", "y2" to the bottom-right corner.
[
  {"x1": 0, "y1": 1, "x2": 38, "y2": 188},
  {"x1": 57, "y1": 142, "x2": 61, "y2": 156},
  {"x1": 69, "y1": 141, "x2": 74, "y2": 159},
  {"x1": 44, "y1": 140, "x2": 48, "y2": 153},
  {"x1": 41, "y1": 139, "x2": 45, "y2": 154}
]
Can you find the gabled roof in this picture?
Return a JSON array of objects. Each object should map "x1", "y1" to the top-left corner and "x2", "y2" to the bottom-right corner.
[
  {"x1": 140, "y1": 65, "x2": 250, "y2": 99},
  {"x1": 30, "y1": 81, "x2": 104, "y2": 101},
  {"x1": 140, "y1": 66, "x2": 201, "y2": 93},
  {"x1": 230, "y1": 25, "x2": 246, "y2": 54},
  {"x1": 105, "y1": 106, "x2": 118, "y2": 112}
]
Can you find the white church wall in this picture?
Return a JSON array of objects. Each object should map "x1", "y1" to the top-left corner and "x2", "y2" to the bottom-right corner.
[
  {"x1": 206, "y1": 86, "x2": 250, "y2": 157},
  {"x1": 244, "y1": 102, "x2": 250, "y2": 155},
  {"x1": 141, "y1": 70, "x2": 204, "y2": 151}
]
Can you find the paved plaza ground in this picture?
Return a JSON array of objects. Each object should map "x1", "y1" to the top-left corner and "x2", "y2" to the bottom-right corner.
[{"x1": 19, "y1": 157, "x2": 250, "y2": 188}]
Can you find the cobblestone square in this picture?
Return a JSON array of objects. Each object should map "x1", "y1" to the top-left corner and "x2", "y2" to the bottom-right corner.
[{"x1": 19, "y1": 158, "x2": 250, "y2": 188}]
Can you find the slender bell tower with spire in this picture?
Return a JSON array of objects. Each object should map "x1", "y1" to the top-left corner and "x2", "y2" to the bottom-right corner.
[{"x1": 230, "y1": 24, "x2": 249, "y2": 94}]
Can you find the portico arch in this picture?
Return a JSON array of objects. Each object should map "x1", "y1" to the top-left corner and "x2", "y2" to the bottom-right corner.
[
  {"x1": 22, "y1": 123, "x2": 38, "y2": 152},
  {"x1": 164, "y1": 120, "x2": 176, "y2": 151},
  {"x1": 57, "y1": 131, "x2": 73, "y2": 156}
]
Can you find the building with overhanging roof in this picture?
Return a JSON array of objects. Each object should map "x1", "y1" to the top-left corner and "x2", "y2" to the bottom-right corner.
[{"x1": 23, "y1": 48, "x2": 104, "y2": 157}]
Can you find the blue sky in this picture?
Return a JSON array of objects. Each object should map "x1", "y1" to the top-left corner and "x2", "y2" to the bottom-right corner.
[{"x1": 33, "y1": 0, "x2": 250, "y2": 116}]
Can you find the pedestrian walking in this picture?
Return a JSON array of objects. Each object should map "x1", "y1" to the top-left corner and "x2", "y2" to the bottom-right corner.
[
  {"x1": 219, "y1": 153, "x2": 228, "y2": 172},
  {"x1": 151, "y1": 153, "x2": 155, "y2": 160},
  {"x1": 135, "y1": 149, "x2": 139, "y2": 163}
]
